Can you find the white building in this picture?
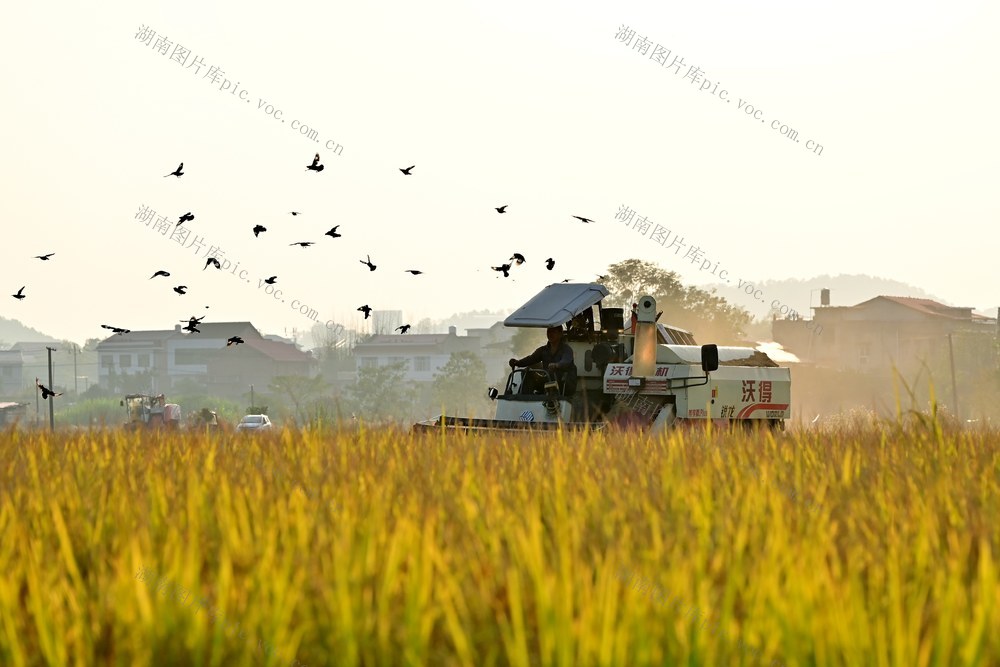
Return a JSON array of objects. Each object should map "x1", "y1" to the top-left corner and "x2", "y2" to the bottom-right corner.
[{"x1": 353, "y1": 326, "x2": 499, "y2": 383}]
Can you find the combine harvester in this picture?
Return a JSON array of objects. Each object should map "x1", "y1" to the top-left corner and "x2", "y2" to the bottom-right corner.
[{"x1": 413, "y1": 282, "x2": 790, "y2": 433}]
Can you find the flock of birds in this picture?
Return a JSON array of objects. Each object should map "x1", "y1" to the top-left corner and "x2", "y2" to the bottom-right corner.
[
  {"x1": 160, "y1": 155, "x2": 599, "y2": 334},
  {"x1": 13, "y1": 154, "x2": 601, "y2": 399}
]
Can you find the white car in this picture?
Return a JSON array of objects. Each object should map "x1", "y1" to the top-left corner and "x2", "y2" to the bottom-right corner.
[{"x1": 236, "y1": 414, "x2": 273, "y2": 432}]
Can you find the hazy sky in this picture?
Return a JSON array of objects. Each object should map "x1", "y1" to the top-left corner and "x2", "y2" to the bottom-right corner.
[{"x1": 2, "y1": 0, "x2": 997, "y2": 344}]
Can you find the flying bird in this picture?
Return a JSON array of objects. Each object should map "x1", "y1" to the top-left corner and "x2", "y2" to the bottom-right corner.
[
  {"x1": 149, "y1": 270, "x2": 170, "y2": 279},
  {"x1": 510, "y1": 253, "x2": 525, "y2": 265},
  {"x1": 495, "y1": 205, "x2": 507, "y2": 214},
  {"x1": 204, "y1": 257, "x2": 221, "y2": 270},
  {"x1": 264, "y1": 276, "x2": 277, "y2": 285},
  {"x1": 491, "y1": 263, "x2": 511, "y2": 278},
  {"x1": 306, "y1": 153, "x2": 324, "y2": 172},
  {"x1": 546, "y1": 257, "x2": 555, "y2": 270},
  {"x1": 395, "y1": 324, "x2": 411, "y2": 334},
  {"x1": 360, "y1": 254, "x2": 376, "y2": 271},
  {"x1": 290, "y1": 241, "x2": 314, "y2": 247},
  {"x1": 12, "y1": 286, "x2": 25, "y2": 300},
  {"x1": 100, "y1": 325, "x2": 131, "y2": 335},
  {"x1": 289, "y1": 211, "x2": 302, "y2": 216},
  {"x1": 35, "y1": 253, "x2": 55, "y2": 260},
  {"x1": 399, "y1": 165, "x2": 415, "y2": 175},
  {"x1": 572, "y1": 215, "x2": 595, "y2": 223},
  {"x1": 176, "y1": 212, "x2": 194, "y2": 226},
  {"x1": 174, "y1": 286, "x2": 188, "y2": 295},
  {"x1": 252, "y1": 225, "x2": 267, "y2": 237},
  {"x1": 596, "y1": 274, "x2": 608, "y2": 282},
  {"x1": 180, "y1": 315, "x2": 203, "y2": 333},
  {"x1": 227, "y1": 336, "x2": 245, "y2": 346},
  {"x1": 357, "y1": 305, "x2": 372, "y2": 319},
  {"x1": 37, "y1": 381, "x2": 62, "y2": 400},
  {"x1": 325, "y1": 226, "x2": 341, "y2": 238},
  {"x1": 164, "y1": 162, "x2": 184, "y2": 178},
  {"x1": 404, "y1": 269, "x2": 423, "y2": 275},
  {"x1": 560, "y1": 279, "x2": 571, "y2": 283}
]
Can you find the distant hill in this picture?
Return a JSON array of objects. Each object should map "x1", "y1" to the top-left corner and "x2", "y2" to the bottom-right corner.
[
  {"x1": 0, "y1": 316, "x2": 58, "y2": 347},
  {"x1": 699, "y1": 274, "x2": 950, "y2": 321}
]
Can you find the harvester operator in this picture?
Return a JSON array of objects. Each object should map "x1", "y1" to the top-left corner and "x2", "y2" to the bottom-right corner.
[{"x1": 509, "y1": 325, "x2": 577, "y2": 396}]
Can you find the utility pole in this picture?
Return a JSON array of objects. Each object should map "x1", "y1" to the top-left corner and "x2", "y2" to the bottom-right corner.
[
  {"x1": 72, "y1": 344, "x2": 78, "y2": 396},
  {"x1": 947, "y1": 333, "x2": 959, "y2": 422},
  {"x1": 46, "y1": 346, "x2": 56, "y2": 431},
  {"x1": 35, "y1": 376, "x2": 40, "y2": 428},
  {"x1": 250, "y1": 384, "x2": 254, "y2": 411}
]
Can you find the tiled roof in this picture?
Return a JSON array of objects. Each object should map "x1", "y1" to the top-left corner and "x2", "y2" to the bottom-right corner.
[
  {"x1": 98, "y1": 329, "x2": 178, "y2": 346},
  {"x1": 355, "y1": 334, "x2": 455, "y2": 346},
  {"x1": 9, "y1": 341, "x2": 60, "y2": 351},
  {"x1": 176, "y1": 322, "x2": 260, "y2": 338},
  {"x1": 98, "y1": 322, "x2": 262, "y2": 347},
  {"x1": 865, "y1": 296, "x2": 972, "y2": 319},
  {"x1": 241, "y1": 337, "x2": 313, "y2": 362}
]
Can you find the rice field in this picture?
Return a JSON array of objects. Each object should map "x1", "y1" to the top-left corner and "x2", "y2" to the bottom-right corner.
[{"x1": 0, "y1": 417, "x2": 998, "y2": 666}]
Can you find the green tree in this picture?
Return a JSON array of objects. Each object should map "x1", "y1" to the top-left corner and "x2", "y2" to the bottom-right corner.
[
  {"x1": 345, "y1": 361, "x2": 414, "y2": 423},
  {"x1": 414, "y1": 318, "x2": 436, "y2": 334},
  {"x1": 103, "y1": 367, "x2": 152, "y2": 395},
  {"x1": 237, "y1": 387, "x2": 286, "y2": 419},
  {"x1": 430, "y1": 351, "x2": 491, "y2": 417},
  {"x1": 173, "y1": 377, "x2": 208, "y2": 394},
  {"x1": 119, "y1": 370, "x2": 155, "y2": 395},
  {"x1": 602, "y1": 259, "x2": 752, "y2": 344},
  {"x1": 510, "y1": 328, "x2": 545, "y2": 358},
  {"x1": 80, "y1": 383, "x2": 111, "y2": 400},
  {"x1": 309, "y1": 322, "x2": 354, "y2": 394},
  {"x1": 269, "y1": 375, "x2": 331, "y2": 425},
  {"x1": 170, "y1": 394, "x2": 244, "y2": 423},
  {"x1": 55, "y1": 398, "x2": 127, "y2": 427}
]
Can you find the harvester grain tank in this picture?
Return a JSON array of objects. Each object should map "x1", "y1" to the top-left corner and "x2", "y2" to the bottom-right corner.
[{"x1": 412, "y1": 282, "x2": 791, "y2": 433}]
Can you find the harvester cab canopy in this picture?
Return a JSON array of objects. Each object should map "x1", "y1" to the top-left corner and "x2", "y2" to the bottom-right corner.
[{"x1": 503, "y1": 282, "x2": 609, "y2": 328}]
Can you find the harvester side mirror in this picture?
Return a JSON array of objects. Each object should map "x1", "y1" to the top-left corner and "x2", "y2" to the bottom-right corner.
[
  {"x1": 487, "y1": 387, "x2": 499, "y2": 401},
  {"x1": 701, "y1": 344, "x2": 719, "y2": 373},
  {"x1": 119, "y1": 400, "x2": 124, "y2": 406}
]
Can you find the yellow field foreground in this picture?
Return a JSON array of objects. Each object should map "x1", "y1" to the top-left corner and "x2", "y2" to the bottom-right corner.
[{"x1": 0, "y1": 420, "x2": 998, "y2": 666}]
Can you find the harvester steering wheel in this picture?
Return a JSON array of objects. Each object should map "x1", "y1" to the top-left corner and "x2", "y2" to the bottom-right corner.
[{"x1": 524, "y1": 368, "x2": 562, "y2": 396}]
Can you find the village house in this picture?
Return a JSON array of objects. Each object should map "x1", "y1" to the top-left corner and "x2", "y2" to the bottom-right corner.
[
  {"x1": 352, "y1": 326, "x2": 511, "y2": 385},
  {"x1": 0, "y1": 350, "x2": 24, "y2": 397},
  {"x1": 773, "y1": 295, "x2": 998, "y2": 373},
  {"x1": 96, "y1": 322, "x2": 314, "y2": 398}
]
